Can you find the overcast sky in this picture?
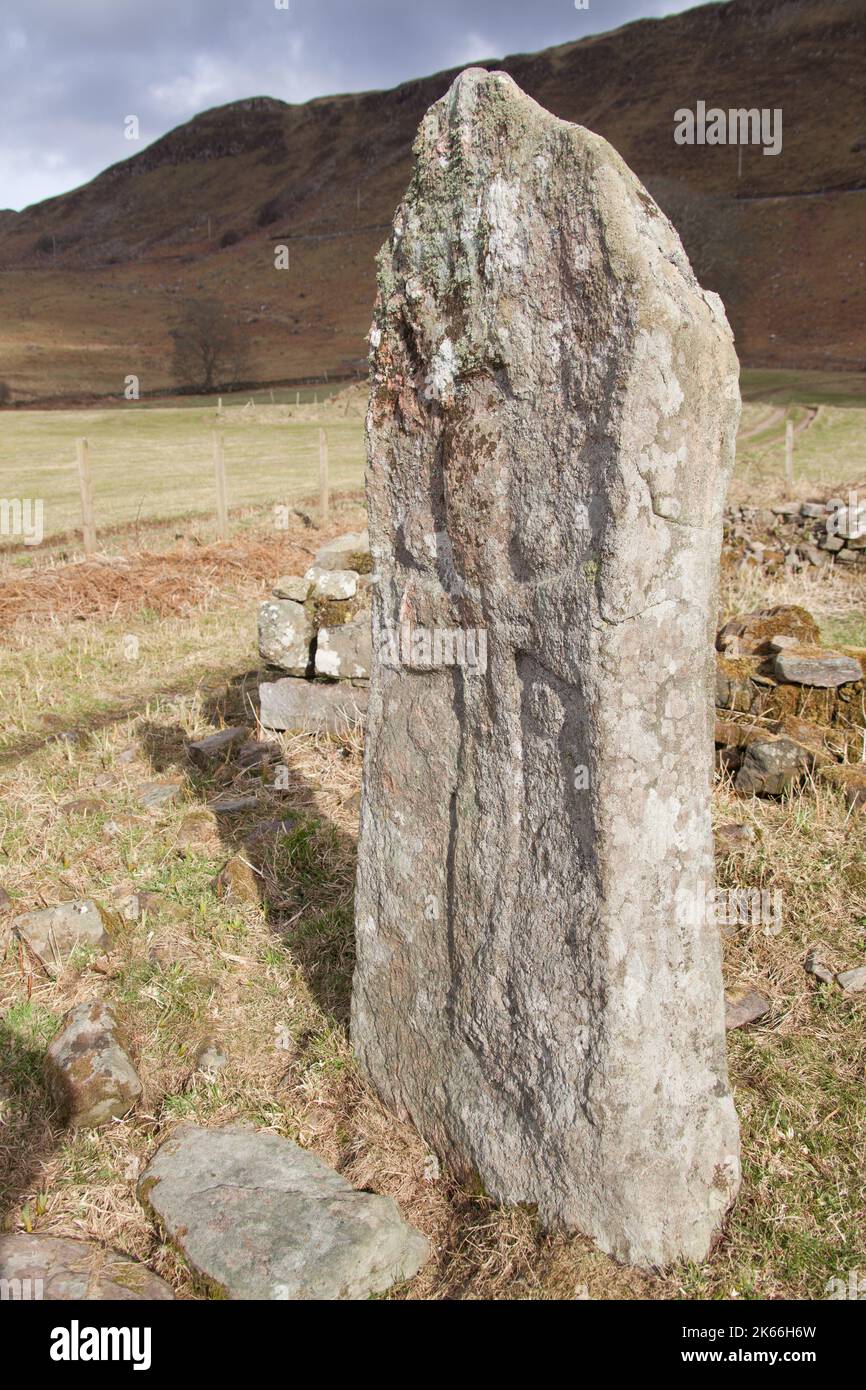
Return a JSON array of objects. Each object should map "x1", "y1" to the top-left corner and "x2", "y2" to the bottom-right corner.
[{"x1": 1, "y1": 0, "x2": 708, "y2": 211}]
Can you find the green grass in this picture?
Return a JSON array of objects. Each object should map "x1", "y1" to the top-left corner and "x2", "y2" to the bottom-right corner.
[
  {"x1": 2, "y1": 370, "x2": 865, "y2": 548},
  {"x1": 0, "y1": 397, "x2": 365, "y2": 541}
]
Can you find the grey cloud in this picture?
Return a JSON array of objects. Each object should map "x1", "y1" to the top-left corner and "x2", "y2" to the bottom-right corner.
[{"x1": 0, "y1": 0, "x2": 702, "y2": 210}]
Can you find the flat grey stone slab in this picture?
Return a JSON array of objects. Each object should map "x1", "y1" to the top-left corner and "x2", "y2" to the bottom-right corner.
[
  {"x1": 259, "y1": 676, "x2": 368, "y2": 734},
  {"x1": 138, "y1": 1124, "x2": 429, "y2": 1300},
  {"x1": 0, "y1": 1234, "x2": 174, "y2": 1301},
  {"x1": 836, "y1": 966, "x2": 866, "y2": 994},
  {"x1": 773, "y1": 649, "x2": 862, "y2": 688},
  {"x1": 13, "y1": 899, "x2": 113, "y2": 977},
  {"x1": 138, "y1": 781, "x2": 184, "y2": 810}
]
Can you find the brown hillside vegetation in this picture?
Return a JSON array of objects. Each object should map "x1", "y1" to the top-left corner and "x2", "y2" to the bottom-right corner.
[{"x1": 0, "y1": 0, "x2": 864, "y2": 402}]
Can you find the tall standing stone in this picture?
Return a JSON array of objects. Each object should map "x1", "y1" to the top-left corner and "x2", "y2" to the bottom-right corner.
[{"x1": 351, "y1": 69, "x2": 741, "y2": 1267}]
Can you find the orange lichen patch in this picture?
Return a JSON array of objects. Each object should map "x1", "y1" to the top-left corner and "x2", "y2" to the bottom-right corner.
[{"x1": 717, "y1": 604, "x2": 821, "y2": 654}]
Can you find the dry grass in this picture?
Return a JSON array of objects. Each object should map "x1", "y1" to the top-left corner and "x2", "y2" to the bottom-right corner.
[{"x1": 1, "y1": 507, "x2": 864, "y2": 1301}]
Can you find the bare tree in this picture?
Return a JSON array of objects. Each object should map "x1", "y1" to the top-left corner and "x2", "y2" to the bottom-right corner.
[{"x1": 170, "y1": 298, "x2": 247, "y2": 392}]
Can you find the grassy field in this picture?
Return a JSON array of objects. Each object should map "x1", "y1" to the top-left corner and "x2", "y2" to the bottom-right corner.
[
  {"x1": 0, "y1": 503, "x2": 863, "y2": 1300},
  {"x1": 0, "y1": 387, "x2": 366, "y2": 545},
  {"x1": 2, "y1": 371, "x2": 866, "y2": 553}
]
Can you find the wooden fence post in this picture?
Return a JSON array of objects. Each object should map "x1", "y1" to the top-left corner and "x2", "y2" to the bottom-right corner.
[
  {"x1": 784, "y1": 417, "x2": 794, "y2": 487},
  {"x1": 213, "y1": 433, "x2": 228, "y2": 540},
  {"x1": 318, "y1": 428, "x2": 330, "y2": 527},
  {"x1": 76, "y1": 437, "x2": 96, "y2": 555}
]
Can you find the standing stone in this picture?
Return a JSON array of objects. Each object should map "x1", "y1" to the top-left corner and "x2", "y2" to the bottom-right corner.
[{"x1": 351, "y1": 69, "x2": 741, "y2": 1268}]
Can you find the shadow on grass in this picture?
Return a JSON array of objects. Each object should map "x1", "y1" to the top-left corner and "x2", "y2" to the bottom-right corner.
[
  {"x1": 134, "y1": 670, "x2": 358, "y2": 1028},
  {"x1": 0, "y1": 1010, "x2": 64, "y2": 1228}
]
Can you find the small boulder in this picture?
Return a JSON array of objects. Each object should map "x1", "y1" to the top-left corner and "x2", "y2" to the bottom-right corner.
[
  {"x1": 836, "y1": 966, "x2": 866, "y2": 994},
  {"x1": 44, "y1": 1000, "x2": 142, "y2": 1127},
  {"x1": 13, "y1": 899, "x2": 115, "y2": 977},
  {"x1": 0, "y1": 1234, "x2": 174, "y2": 1301},
  {"x1": 272, "y1": 575, "x2": 312, "y2": 602},
  {"x1": 138, "y1": 781, "x2": 184, "y2": 811},
  {"x1": 258, "y1": 599, "x2": 315, "y2": 675},
  {"x1": 137, "y1": 1124, "x2": 429, "y2": 1300},
  {"x1": 304, "y1": 566, "x2": 359, "y2": 600},
  {"x1": 724, "y1": 988, "x2": 770, "y2": 1030},
  {"x1": 735, "y1": 737, "x2": 810, "y2": 796},
  {"x1": 187, "y1": 727, "x2": 249, "y2": 769},
  {"x1": 213, "y1": 855, "x2": 260, "y2": 906}
]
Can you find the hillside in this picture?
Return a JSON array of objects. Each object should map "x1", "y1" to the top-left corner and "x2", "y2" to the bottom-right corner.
[{"x1": 1, "y1": 0, "x2": 864, "y2": 403}]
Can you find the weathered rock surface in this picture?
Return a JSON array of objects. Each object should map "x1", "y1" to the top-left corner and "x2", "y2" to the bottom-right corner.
[
  {"x1": 258, "y1": 598, "x2": 314, "y2": 675},
  {"x1": 138, "y1": 781, "x2": 184, "y2": 811},
  {"x1": 724, "y1": 987, "x2": 770, "y2": 1030},
  {"x1": 314, "y1": 530, "x2": 372, "y2": 573},
  {"x1": 213, "y1": 854, "x2": 261, "y2": 906},
  {"x1": 836, "y1": 965, "x2": 866, "y2": 993},
  {"x1": 138, "y1": 1125, "x2": 429, "y2": 1299},
  {"x1": 314, "y1": 613, "x2": 373, "y2": 680},
  {"x1": 259, "y1": 676, "x2": 368, "y2": 733},
  {"x1": 0, "y1": 1234, "x2": 174, "y2": 1301},
  {"x1": 735, "y1": 737, "x2": 810, "y2": 796},
  {"x1": 352, "y1": 68, "x2": 741, "y2": 1267},
  {"x1": 187, "y1": 727, "x2": 249, "y2": 768},
  {"x1": 304, "y1": 566, "x2": 359, "y2": 600},
  {"x1": 273, "y1": 575, "x2": 312, "y2": 601},
  {"x1": 44, "y1": 1000, "x2": 142, "y2": 1127},
  {"x1": 13, "y1": 899, "x2": 114, "y2": 977},
  {"x1": 717, "y1": 605, "x2": 820, "y2": 656},
  {"x1": 773, "y1": 647, "x2": 862, "y2": 689}
]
